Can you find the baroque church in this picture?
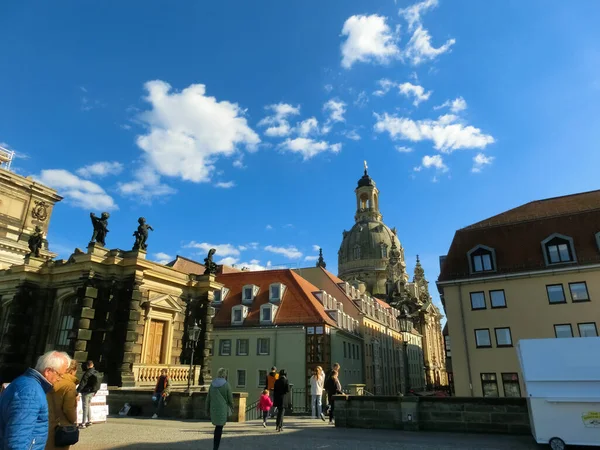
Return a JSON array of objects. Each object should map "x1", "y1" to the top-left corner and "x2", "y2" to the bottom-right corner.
[{"x1": 338, "y1": 165, "x2": 447, "y2": 388}]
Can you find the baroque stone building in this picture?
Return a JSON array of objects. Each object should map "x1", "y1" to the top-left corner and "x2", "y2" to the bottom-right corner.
[{"x1": 338, "y1": 166, "x2": 447, "y2": 389}]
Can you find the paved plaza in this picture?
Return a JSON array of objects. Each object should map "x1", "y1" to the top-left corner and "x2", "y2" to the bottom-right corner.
[{"x1": 78, "y1": 416, "x2": 546, "y2": 450}]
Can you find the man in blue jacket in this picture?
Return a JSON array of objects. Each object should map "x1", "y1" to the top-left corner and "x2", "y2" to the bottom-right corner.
[{"x1": 0, "y1": 350, "x2": 71, "y2": 450}]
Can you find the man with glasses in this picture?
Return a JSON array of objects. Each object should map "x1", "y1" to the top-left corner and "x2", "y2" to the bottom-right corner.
[{"x1": 0, "y1": 350, "x2": 70, "y2": 450}]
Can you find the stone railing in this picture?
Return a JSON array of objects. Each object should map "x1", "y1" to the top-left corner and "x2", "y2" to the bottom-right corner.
[{"x1": 131, "y1": 364, "x2": 200, "y2": 387}]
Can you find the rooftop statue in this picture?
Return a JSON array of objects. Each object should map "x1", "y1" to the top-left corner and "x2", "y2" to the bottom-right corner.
[
  {"x1": 204, "y1": 248, "x2": 218, "y2": 275},
  {"x1": 28, "y1": 226, "x2": 43, "y2": 257},
  {"x1": 90, "y1": 212, "x2": 110, "y2": 247},
  {"x1": 133, "y1": 217, "x2": 154, "y2": 251}
]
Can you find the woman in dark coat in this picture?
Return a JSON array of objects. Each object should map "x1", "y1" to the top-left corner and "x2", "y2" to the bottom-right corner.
[
  {"x1": 272, "y1": 369, "x2": 290, "y2": 432},
  {"x1": 325, "y1": 370, "x2": 346, "y2": 424}
]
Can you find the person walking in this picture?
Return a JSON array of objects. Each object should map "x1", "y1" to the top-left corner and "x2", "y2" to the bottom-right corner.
[
  {"x1": 324, "y1": 362, "x2": 340, "y2": 415},
  {"x1": 257, "y1": 389, "x2": 273, "y2": 428},
  {"x1": 76, "y1": 361, "x2": 100, "y2": 429},
  {"x1": 273, "y1": 369, "x2": 290, "y2": 432},
  {"x1": 0, "y1": 350, "x2": 70, "y2": 450},
  {"x1": 152, "y1": 368, "x2": 171, "y2": 419},
  {"x1": 206, "y1": 368, "x2": 233, "y2": 450},
  {"x1": 46, "y1": 359, "x2": 79, "y2": 450},
  {"x1": 264, "y1": 366, "x2": 278, "y2": 418},
  {"x1": 325, "y1": 370, "x2": 346, "y2": 425},
  {"x1": 310, "y1": 366, "x2": 326, "y2": 421}
]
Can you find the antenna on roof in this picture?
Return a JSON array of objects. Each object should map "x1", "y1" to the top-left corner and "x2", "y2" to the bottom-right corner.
[{"x1": 0, "y1": 145, "x2": 14, "y2": 171}]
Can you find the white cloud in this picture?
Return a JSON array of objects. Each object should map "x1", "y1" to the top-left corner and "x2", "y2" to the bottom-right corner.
[
  {"x1": 374, "y1": 80, "x2": 431, "y2": 106},
  {"x1": 404, "y1": 26, "x2": 455, "y2": 65},
  {"x1": 312, "y1": 245, "x2": 321, "y2": 251},
  {"x1": 341, "y1": 14, "x2": 400, "y2": 69},
  {"x1": 77, "y1": 161, "x2": 124, "y2": 178},
  {"x1": 342, "y1": 130, "x2": 361, "y2": 141},
  {"x1": 233, "y1": 159, "x2": 245, "y2": 169},
  {"x1": 324, "y1": 84, "x2": 333, "y2": 93},
  {"x1": 248, "y1": 242, "x2": 259, "y2": 249},
  {"x1": 434, "y1": 96, "x2": 467, "y2": 113},
  {"x1": 240, "y1": 260, "x2": 272, "y2": 271},
  {"x1": 421, "y1": 154, "x2": 449, "y2": 172},
  {"x1": 238, "y1": 245, "x2": 247, "y2": 251},
  {"x1": 266, "y1": 224, "x2": 273, "y2": 230},
  {"x1": 396, "y1": 146, "x2": 414, "y2": 153},
  {"x1": 399, "y1": 0, "x2": 455, "y2": 65},
  {"x1": 472, "y1": 153, "x2": 495, "y2": 173},
  {"x1": 184, "y1": 241, "x2": 240, "y2": 257},
  {"x1": 323, "y1": 99, "x2": 346, "y2": 123},
  {"x1": 304, "y1": 256, "x2": 318, "y2": 261},
  {"x1": 298, "y1": 117, "x2": 320, "y2": 137},
  {"x1": 216, "y1": 181, "x2": 236, "y2": 188},
  {"x1": 133, "y1": 80, "x2": 260, "y2": 186},
  {"x1": 399, "y1": 0, "x2": 438, "y2": 31},
  {"x1": 374, "y1": 113, "x2": 495, "y2": 153},
  {"x1": 35, "y1": 169, "x2": 117, "y2": 211},
  {"x1": 279, "y1": 138, "x2": 342, "y2": 160},
  {"x1": 217, "y1": 256, "x2": 239, "y2": 266},
  {"x1": 398, "y1": 82, "x2": 432, "y2": 106},
  {"x1": 258, "y1": 103, "x2": 301, "y2": 138},
  {"x1": 117, "y1": 166, "x2": 176, "y2": 202},
  {"x1": 354, "y1": 91, "x2": 369, "y2": 107},
  {"x1": 264, "y1": 245, "x2": 303, "y2": 259},
  {"x1": 153, "y1": 252, "x2": 173, "y2": 264}
]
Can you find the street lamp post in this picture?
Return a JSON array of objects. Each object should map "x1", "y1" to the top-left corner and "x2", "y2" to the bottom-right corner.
[
  {"x1": 187, "y1": 322, "x2": 202, "y2": 392},
  {"x1": 399, "y1": 314, "x2": 412, "y2": 394}
]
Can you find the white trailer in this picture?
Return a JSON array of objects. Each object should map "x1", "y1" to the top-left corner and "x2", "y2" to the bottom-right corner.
[{"x1": 517, "y1": 337, "x2": 600, "y2": 449}]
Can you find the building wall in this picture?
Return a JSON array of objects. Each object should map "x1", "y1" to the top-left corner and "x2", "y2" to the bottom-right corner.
[
  {"x1": 403, "y1": 331, "x2": 426, "y2": 391},
  {"x1": 420, "y1": 312, "x2": 447, "y2": 387},
  {"x1": 443, "y1": 267, "x2": 600, "y2": 397},
  {"x1": 211, "y1": 327, "x2": 306, "y2": 404},
  {"x1": 363, "y1": 318, "x2": 404, "y2": 395},
  {"x1": 330, "y1": 329, "x2": 364, "y2": 388}
]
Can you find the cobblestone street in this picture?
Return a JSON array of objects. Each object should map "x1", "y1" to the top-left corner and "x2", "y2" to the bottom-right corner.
[{"x1": 79, "y1": 417, "x2": 544, "y2": 450}]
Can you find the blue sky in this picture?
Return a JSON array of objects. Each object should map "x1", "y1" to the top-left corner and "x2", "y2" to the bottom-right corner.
[{"x1": 2, "y1": 0, "x2": 600, "y2": 311}]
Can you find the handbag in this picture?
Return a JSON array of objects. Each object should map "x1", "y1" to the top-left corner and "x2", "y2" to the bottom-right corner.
[{"x1": 55, "y1": 424, "x2": 79, "y2": 446}]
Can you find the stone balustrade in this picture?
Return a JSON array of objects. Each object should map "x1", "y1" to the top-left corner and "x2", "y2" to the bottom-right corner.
[{"x1": 131, "y1": 364, "x2": 200, "y2": 387}]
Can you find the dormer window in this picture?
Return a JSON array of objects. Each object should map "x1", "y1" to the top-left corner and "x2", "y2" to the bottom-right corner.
[
  {"x1": 231, "y1": 305, "x2": 248, "y2": 325},
  {"x1": 269, "y1": 283, "x2": 286, "y2": 302},
  {"x1": 353, "y1": 245, "x2": 361, "y2": 260},
  {"x1": 213, "y1": 287, "x2": 229, "y2": 304},
  {"x1": 260, "y1": 303, "x2": 279, "y2": 324},
  {"x1": 242, "y1": 284, "x2": 259, "y2": 305},
  {"x1": 542, "y1": 234, "x2": 576, "y2": 265},
  {"x1": 380, "y1": 244, "x2": 388, "y2": 258},
  {"x1": 467, "y1": 245, "x2": 496, "y2": 274}
]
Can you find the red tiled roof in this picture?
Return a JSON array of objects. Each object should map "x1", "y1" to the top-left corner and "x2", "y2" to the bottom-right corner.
[
  {"x1": 213, "y1": 269, "x2": 337, "y2": 327},
  {"x1": 166, "y1": 255, "x2": 242, "y2": 275},
  {"x1": 374, "y1": 298, "x2": 391, "y2": 309},
  {"x1": 438, "y1": 190, "x2": 600, "y2": 281}
]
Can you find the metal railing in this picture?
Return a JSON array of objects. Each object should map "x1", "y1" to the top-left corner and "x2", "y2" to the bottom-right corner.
[{"x1": 245, "y1": 399, "x2": 263, "y2": 421}]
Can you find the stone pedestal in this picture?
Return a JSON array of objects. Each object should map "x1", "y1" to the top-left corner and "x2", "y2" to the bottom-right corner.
[
  {"x1": 23, "y1": 255, "x2": 46, "y2": 268},
  {"x1": 347, "y1": 384, "x2": 366, "y2": 396},
  {"x1": 87, "y1": 242, "x2": 109, "y2": 257}
]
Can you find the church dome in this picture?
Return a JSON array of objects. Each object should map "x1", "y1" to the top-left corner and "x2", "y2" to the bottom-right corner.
[
  {"x1": 357, "y1": 171, "x2": 375, "y2": 188},
  {"x1": 338, "y1": 221, "x2": 401, "y2": 266}
]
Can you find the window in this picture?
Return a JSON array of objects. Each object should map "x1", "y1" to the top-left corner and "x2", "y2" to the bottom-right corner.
[
  {"x1": 381, "y1": 244, "x2": 388, "y2": 258},
  {"x1": 470, "y1": 292, "x2": 486, "y2": 310},
  {"x1": 502, "y1": 373, "x2": 521, "y2": 397},
  {"x1": 213, "y1": 290, "x2": 222, "y2": 303},
  {"x1": 242, "y1": 284, "x2": 259, "y2": 304},
  {"x1": 236, "y1": 370, "x2": 246, "y2": 388},
  {"x1": 475, "y1": 329, "x2": 492, "y2": 348},
  {"x1": 490, "y1": 290, "x2": 506, "y2": 308},
  {"x1": 344, "y1": 342, "x2": 347, "y2": 358},
  {"x1": 578, "y1": 323, "x2": 598, "y2": 337},
  {"x1": 55, "y1": 297, "x2": 76, "y2": 351},
  {"x1": 234, "y1": 309, "x2": 242, "y2": 322},
  {"x1": 541, "y1": 233, "x2": 576, "y2": 266},
  {"x1": 569, "y1": 282, "x2": 589, "y2": 302},
  {"x1": 546, "y1": 284, "x2": 566, "y2": 304},
  {"x1": 554, "y1": 324, "x2": 573, "y2": 338},
  {"x1": 219, "y1": 339, "x2": 231, "y2": 356},
  {"x1": 262, "y1": 307, "x2": 271, "y2": 322},
  {"x1": 257, "y1": 338, "x2": 270, "y2": 355},
  {"x1": 236, "y1": 339, "x2": 249, "y2": 356},
  {"x1": 260, "y1": 304, "x2": 278, "y2": 324},
  {"x1": 444, "y1": 335, "x2": 451, "y2": 358},
  {"x1": 231, "y1": 305, "x2": 248, "y2": 325},
  {"x1": 494, "y1": 328, "x2": 513, "y2": 347},
  {"x1": 258, "y1": 369, "x2": 267, "y2": 387},
  {"x1": 353, "y1": 245, "x2": 361, "y2": 260},
  {"x1": 545, "y1": 238, "x2": 573, "y2": 263},
  {"x1": 269, "y1": 283, "x2": 286, "y2": 302},
  {"x1": 481, "y1": 373, "x2": 499, "y2": 397},
  {"x1": 468, "y1": 246, "x2": 495, "y2": 273}
]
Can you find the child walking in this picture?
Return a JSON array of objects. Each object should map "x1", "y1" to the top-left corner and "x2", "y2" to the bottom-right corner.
[{"x1": 258, "y1": 389, "x2": 273, "y2": 428}]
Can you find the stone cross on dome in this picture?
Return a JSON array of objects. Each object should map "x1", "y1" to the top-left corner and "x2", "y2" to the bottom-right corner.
[{"x1": 364, "y1": 160, "x2": 368, "y2": 175}]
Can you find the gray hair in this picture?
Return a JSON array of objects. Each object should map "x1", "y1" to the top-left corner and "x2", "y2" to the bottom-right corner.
[
  {"x1": 35, "y1": 351, "x2": 71, "y2": 373},
  {"x1": 216, "y1": 367, "x2": 228, "y2": 379}
]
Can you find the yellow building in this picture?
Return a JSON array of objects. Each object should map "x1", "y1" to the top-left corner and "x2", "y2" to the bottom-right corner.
[{"x1": 437, "y1": 190, "x2": 600, "y2": 397}]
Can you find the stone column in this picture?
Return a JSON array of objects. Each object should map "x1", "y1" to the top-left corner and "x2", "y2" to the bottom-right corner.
[
  {"x1": 73, "y1": 284, "x2": 97, "y2": 363},
  {"x1": 197, "y1": 290, "x2": 215, "y2": 387},
  {"x1": 120, "y1": 279, "x2": 143, "y2": 387}
]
